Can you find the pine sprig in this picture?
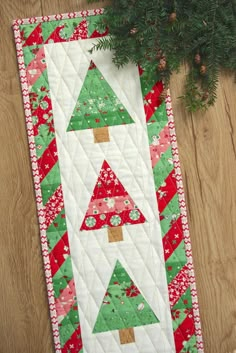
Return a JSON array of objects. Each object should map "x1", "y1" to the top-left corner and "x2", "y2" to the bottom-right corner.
[{"x1": 87, "y1": 0, "x2": 236, "y2": 111}]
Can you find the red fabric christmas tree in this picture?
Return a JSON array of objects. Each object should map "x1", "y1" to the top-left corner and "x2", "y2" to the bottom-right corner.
[{"x1": 80, "y1": 160, "x2": 146, "y2": 242}]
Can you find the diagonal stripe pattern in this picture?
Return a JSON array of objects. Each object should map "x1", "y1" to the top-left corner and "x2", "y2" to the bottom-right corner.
[{"x1": 140, "y1": 70, "x2": 200, "y2": 351}]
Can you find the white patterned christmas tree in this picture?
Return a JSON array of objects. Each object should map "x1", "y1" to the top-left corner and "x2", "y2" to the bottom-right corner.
[
  {"x1": 80, "y1": 160, "x2": 146, "y2": 242},
  {"x1": 67, "y1": 60, "x2": 135, "y2": 143}
]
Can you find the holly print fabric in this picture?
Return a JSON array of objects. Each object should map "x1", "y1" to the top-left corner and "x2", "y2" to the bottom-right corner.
[
  {"x1": 93, "y1": 260, "x2": 159, "y2": 333},
  {"x1": 67, "y1": 60, "x2": 135, "y2": 132},
  {"x1": 80, "y1": 160, "x2": 146, "y2": 231}
]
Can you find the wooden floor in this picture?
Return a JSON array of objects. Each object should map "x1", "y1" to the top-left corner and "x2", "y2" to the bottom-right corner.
[{"x1": 0, "y1": 1, "x2": 235, "y2": 352}]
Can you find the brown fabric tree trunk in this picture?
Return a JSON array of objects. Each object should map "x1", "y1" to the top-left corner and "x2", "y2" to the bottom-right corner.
[
  {"x1": 93, "y1": 127, "x2": 110, "y2": 143},
  {"x1": 108, "y1": 226, "x2": 123, "y2": 242},
  {"x1": 119, "y1": 328, "x2": 135, "y2": 344}
]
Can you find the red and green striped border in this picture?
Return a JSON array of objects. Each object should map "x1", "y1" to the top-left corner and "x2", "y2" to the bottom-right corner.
[{"x1": 13, "y1": 9, "x2": 204, "y2": 353}]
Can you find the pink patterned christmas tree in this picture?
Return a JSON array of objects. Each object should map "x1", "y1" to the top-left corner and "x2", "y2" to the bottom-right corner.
[{"x1": 80, "y1": 160, "x2": 146, "y2": 242}]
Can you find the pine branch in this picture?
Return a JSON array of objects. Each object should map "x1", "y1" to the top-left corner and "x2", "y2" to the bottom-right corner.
[{"x1": 87, "y1": 0, "x2": 236, "y2": 111}]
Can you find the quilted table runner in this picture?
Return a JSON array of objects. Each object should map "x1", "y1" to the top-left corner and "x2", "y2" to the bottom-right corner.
[{"x1": 13, "y1": 9, "x2": 204, "y2": 353}]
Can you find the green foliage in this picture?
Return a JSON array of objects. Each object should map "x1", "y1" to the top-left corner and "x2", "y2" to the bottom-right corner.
[{"x1": 87, "y1": 0, "x2": 236, "y2": 111}]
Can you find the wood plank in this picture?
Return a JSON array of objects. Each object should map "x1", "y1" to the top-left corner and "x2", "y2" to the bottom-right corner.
[
  {"x1": 0, "y1": 1, "x2": 55, "y2": 353},
  {"x1": 170, "y1": 66, "x2": 236, "y2": 353},
  {"x1": 40, "y1": 0, "x2": 109, "y2": 14}
]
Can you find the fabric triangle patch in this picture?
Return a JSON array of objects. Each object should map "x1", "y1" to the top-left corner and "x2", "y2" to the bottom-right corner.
[
  {"x1": 67, "y1": 60, "x2": 135, "y2": 132},
  {"x1": 23, "y1": 23, "x2": 43, "y2": 47},
  {"x1": 69, "y1": 19, "x2": 88, "y2": 41},
  {"x1": 80, "y1": 160, "x2": 146, "y2": 231},
  {"x1": 93, "y1": 259, "x2": 159, "y2": 334}
]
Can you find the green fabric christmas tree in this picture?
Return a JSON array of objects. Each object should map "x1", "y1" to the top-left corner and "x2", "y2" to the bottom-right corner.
[
  {"x1": 67, "y1": 60, "x2": 134, "y2": 142},
  {"x1": 93, "y1": 260, "x2": 159, "y2": 344}
]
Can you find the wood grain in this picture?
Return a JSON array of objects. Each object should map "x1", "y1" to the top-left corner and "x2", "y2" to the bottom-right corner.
[
  {"x1": 0, "y1": 1, "x2": 235, "y2": 353},
  {"x1": 170, "y1": 67, "x2": 236, "y2": 353}
]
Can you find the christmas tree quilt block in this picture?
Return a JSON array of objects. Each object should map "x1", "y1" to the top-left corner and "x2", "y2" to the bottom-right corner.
[
  {"x1": 67, "y1": 60, "x2": 135, "y2": 143},
  {"x1": 80, "y1": 160, "x2": 146, "y2": 242},
  {"x1": 93, "y1": 260, "x2": 160, "y2": 344}
]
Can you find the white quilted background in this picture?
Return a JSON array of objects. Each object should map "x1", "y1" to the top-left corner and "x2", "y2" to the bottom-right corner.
[{"x1": 45, "y1": 39, "x2": 176, "y2": 353}]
